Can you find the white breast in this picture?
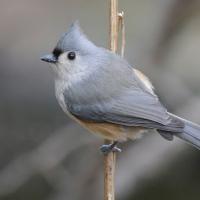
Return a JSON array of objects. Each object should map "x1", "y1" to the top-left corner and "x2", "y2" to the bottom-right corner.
[{"x1": 55, "y1": 79, "x2": 70, "y2": 115}]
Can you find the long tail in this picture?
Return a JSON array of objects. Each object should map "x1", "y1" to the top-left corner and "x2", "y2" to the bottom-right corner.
[{"x1": 170, "y1": 113, "x2": 200, "y2": 150}]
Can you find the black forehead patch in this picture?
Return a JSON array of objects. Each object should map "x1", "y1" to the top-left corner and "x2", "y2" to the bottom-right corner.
[{"x1": 52, "y1": 48, "x2": 63, "y2": 58}]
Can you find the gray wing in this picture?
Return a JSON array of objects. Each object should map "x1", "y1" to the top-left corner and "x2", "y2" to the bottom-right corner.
[
  {"x1": 64, "y1": 53, "x2": 184, "y2": 132},
  {"x1": 66, "y1": 88, "x2": 183, "y2": 132}
]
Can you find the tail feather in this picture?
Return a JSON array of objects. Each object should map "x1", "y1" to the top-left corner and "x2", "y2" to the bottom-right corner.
[{"x1": 170, "y1": 113, "x2": 200, "y2": 150}]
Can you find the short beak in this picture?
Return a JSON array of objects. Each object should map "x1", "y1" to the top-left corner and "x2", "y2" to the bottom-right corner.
[{"x1": 40, "y1": 54, "x2": 57, "y2": 63}]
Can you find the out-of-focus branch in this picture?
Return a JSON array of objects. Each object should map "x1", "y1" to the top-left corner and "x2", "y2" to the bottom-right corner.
[{"x1": 0, "y1": 124, "x2": 97, "y2": 196}]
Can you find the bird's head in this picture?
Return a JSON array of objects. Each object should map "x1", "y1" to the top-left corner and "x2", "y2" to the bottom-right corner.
[{"x1": 41, "y1": 21, "x2": 100, "y2": 78}]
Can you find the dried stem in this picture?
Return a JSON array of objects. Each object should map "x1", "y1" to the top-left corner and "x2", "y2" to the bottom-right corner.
[
  {"x1": 104, "y1": 1, "x2": 125, "y2": 200},
  {"x1": 118, "y1": 11, "x2": 125, "y2": 57},
  {"x1": 109, "y1": 0, "x2": 118, "y2": 52}
]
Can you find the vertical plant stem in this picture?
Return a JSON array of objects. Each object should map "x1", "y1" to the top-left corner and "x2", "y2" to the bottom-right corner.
[
  {"x1": 109, "y1": 0, "x2": 118, "y2": 53},
  {"x1": 118, "y1": 11, "x2": 125, "y2": 57},
  {"x1": 104, "y1": 1, "x2": 119, "y2": 200}
]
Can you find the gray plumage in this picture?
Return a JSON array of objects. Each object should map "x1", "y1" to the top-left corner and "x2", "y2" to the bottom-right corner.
[
  {"x1": 170, "y1": 114, "x2": 200, "y2": 149},
  {"x1": 42, "y1": 22, "x2": 200, "y2": 150},
  {"x1": 56, "y1": 21, "x2": 97, "y2": 54}
]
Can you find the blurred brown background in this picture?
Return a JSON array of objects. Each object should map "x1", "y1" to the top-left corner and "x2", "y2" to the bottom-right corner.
[{"x1": 1, "y1": 0, "x2": 200, "y2": 200}]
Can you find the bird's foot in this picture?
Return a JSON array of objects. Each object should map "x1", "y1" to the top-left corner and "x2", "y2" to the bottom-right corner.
[{"x1": 100, "y1": 142, "x2": 122, "y2": 155}]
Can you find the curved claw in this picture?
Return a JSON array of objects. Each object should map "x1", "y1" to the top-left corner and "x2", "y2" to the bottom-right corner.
[{"x1": 100, "y1": 144, "x2": 122, "y2": 155}]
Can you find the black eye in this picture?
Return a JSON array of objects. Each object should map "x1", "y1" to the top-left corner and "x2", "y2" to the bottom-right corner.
[{"x1": 67, "y1": 52, "x2": 76, "y2": 60}]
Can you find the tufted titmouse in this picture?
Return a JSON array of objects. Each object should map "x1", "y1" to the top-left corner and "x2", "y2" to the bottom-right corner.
[{"x1": 41, "y1": 22, "x2": 200, "y2": 153}]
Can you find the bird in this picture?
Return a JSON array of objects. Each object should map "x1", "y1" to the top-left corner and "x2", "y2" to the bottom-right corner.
[{"x1": 41, "y1": 22, "x2": 200, "y2": 153}]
